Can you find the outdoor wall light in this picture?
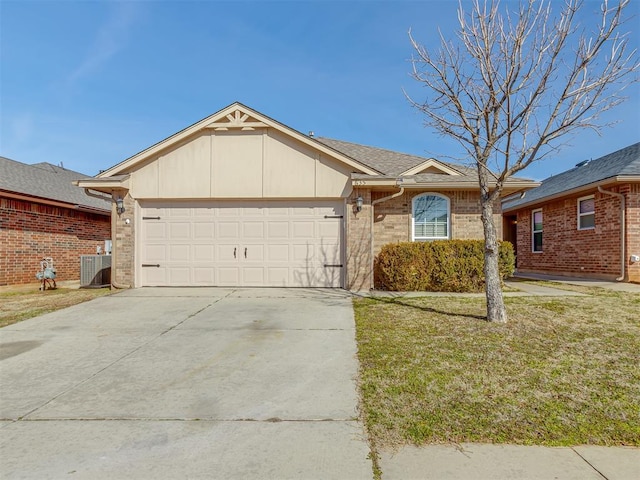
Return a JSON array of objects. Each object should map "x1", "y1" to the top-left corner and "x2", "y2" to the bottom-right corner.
[
  {"x1": 355, "y1": 195, "x2": 364, "y2": 212},
  {"x1": 115, "y1": 197, "x2": 125, "y2": 214}
]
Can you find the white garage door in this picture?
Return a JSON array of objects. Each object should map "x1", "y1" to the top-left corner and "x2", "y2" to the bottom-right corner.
[{"x1": 138, "y1": 200, "x2": 344, "y2": 287}]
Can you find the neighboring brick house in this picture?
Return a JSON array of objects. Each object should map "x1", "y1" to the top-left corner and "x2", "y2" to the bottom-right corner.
[
  {"x1": 0, "y1": 157, "x2": 112, "y2": 285},
  {"x1": 76, "y1": 102, "x2": 538, "y2": 291},
  {"x1": 502, "y1": 142, "x2": 640, "y2": 283}
]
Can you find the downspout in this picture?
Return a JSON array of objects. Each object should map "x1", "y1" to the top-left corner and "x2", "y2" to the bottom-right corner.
[
  {"x1": 85, "y1": 188, "x2": 131, "y2": 289},
  {"x1": 370, "y1": 187, "x2": 405, "y2": 290},
  {"x1": 598, "y1": 186, "x2": 625, "y2": 281}
]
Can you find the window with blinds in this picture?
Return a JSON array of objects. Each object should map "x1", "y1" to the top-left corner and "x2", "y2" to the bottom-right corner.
[{"x1": 412, "y1": 194, "x2": 450, "y2": 240}]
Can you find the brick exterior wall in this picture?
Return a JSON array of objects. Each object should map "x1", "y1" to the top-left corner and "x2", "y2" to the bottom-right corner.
[
  {"x1": 627, "y1": 184, "x2": 640, "y2": 283},
  {"x1": 514, "y1": 184, "x2": 640, "y2": 282},
  {"x1": 0, "y1": 196, "x2": 111, "y2": 285},
  {"x1": 346, "y1": 188, "x2": 501, "y2": 290},
  {"x1": 112, "y1": 193, "x2": 135, "y2": 287},
  {"x1": 346, "y1": 188, "x2": 372, "y2": 290}
]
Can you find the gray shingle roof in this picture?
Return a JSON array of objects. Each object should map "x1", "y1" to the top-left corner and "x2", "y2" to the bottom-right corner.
[
  {"x1": 316, "y1": 137, "x2": 532, "y2": 186},
  {"x1": 0, "y1": 156, "x2": 111, "y2": 212},
  {"x1": 315, "y1": 137, "x2": 471, "y2": 176},
  {"x1": 503, "y1": 142, "x2": 640, "y2": 210}
]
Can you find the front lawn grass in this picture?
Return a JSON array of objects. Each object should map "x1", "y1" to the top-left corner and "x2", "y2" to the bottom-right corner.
[
  {"x1": 354, "y1": 287, "x2": 640, "y2": 447},
  {"x1": 0, "y1": 287, "x2": 113, "y2": 328}
]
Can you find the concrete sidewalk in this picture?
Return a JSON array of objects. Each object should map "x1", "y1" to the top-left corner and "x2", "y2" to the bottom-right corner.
[
  {"x1": 363, "y1": 279, "x2": 588, "y2": 298},
  {"x1": 379, "y1": 443, "x2": 640, "y2": 480},
  {"x1": 513, "y1": 272, "x2": 640, "y2": 293}
]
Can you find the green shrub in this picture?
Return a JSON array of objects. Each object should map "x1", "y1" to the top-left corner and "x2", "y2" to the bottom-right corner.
[{"x1": 374, "y1": 240, "x2": 515, "y2": 292}]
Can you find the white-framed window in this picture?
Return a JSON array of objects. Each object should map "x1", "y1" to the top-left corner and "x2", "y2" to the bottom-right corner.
[
  {"x1": 532, "y1": 208, "x2": 543, "y2": 252},
  {"x1": 412, "y1": 193, "x2": 450, "y2": 241},
  {"x1": 577, "y1": 195, "x2": 595, "y2": 230}
]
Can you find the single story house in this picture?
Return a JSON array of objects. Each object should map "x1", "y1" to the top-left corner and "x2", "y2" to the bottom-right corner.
[
  {"x1": 76, "y1": 102, "x2": 537, "y2": 290},
  {"x1": 0, "y1": 157, "x2": 111, "y2": 285},
  {"x1": 502, "y1": 142, "x2": 640, "y2": 283}
]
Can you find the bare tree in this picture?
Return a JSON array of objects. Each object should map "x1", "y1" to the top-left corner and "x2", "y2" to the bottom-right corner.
[{"x1": 408, "y1": 0, "x2": 638, "y2": 322}]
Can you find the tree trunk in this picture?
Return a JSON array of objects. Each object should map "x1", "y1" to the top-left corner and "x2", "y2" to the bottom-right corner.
[{"x1": 480, "y1": 196, "x2": 507, "y2": 323}]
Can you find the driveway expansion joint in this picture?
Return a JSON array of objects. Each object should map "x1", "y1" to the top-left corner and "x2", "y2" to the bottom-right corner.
[{"x1": 571, "y1": 447, "x2": 610, "y2": 480}]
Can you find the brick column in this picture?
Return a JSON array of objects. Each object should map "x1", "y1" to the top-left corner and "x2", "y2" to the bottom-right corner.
[
  {"x1": 346, "y1": 188, "x2": 372, "y2": 291},
  {"x1": 113, "y1": 192, "x2": 135, "y2": 287}
]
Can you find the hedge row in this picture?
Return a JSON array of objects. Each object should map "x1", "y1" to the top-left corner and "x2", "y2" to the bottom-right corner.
[{"x1": 374, "y1": 240, "x2": 515, "y2": 292}]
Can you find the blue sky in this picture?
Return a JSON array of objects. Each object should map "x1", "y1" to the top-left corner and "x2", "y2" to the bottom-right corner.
[{"x1": 1, "y1": 0, "x2": 638, "y2": 181}]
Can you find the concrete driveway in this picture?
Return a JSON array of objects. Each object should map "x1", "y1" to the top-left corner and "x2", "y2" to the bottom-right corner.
[{"x1": 0, "y1": 288, "x2": 372, "y2": 479}]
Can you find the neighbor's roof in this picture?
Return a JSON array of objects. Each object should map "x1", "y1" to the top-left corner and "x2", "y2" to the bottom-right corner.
[
  {"x1": 503, "y1": 142, "x2": 640, "y2": 211},
  {"x1": 0, "y1": 156, "x2": 111, "y2": 212}
]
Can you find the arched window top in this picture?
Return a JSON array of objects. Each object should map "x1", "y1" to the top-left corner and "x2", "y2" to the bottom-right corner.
[{"x1": 412, "y1": 193, "x2": 450, "y2": 241}]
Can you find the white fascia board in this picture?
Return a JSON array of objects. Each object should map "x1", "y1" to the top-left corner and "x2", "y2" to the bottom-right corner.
[
  {"x1": 400, "y1": 159, "x2": 461, "y2": 176},
  {"x1": 98, "y1": 102, "x2": 380, "y2": 178},
  {"x1": 75, "y1": 176, "x2": 130, "y2": 192},
  {"x1": 352, "y1": 177, "x2": 539, "y2": 192}
]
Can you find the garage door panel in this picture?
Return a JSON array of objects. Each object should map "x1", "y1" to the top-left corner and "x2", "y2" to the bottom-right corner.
[
  {"x1": 292, "y1": 222, "x2": 315, "y2": 238},
  {"x1": 145, "y1": 223, "x2": 167, "y2": 240},
  {"x1": 218, "y1": 267, "x2": 240, "y2": 285},
  {"x1": 143, "y1": 245, "x2": 166, "y2": 262},
  {"x1": 218, "y1": 207, "x2": 240, "y2": 216},
  {"x1": 267, "y1": 222, "x2": 289, "y2": 238},
  {"x1": 291, "y1": 267, "x2": 339, "y2": 288},
  {"x1": 193, "y1": 222, "x2": 214, "y2": 238},
  {"x1": 168, "y1": 268, "x2": 190, "y2": 285},
  {"x1": 242, "y1": 267, "x2": 265, "y2": 285},
  {"x1": 167, "y1": 207, "x2": 190, "y2": 217},
  {"x1": 218, "y1": 222, "x2": 240, "y2": 238},
  {"x1": 266, "y1": 267, "x2": 288, "y2": 285},
  {"x1": 245, "y1": 245, "x2": 264, "y2": 262},
  {"x1": 139, "y1": 200, "x2": 343, "y2": 287},
  {"x1": 318, "y1": 221, "x2": 340, "y2": 237},
  {"x1": 292, "y1": 244, "x2": 314, "y2": 262},
  {"x1": 142, "y1": 266, "x2": 167, "y2": 285},
  {"x1": 193, "y1": 267, "x2": 215, "y2": 284},
  {"x1": 169, "y1": 223, "x2": 190, "y2": 239},
  {"x1": 217, "y1": 244, "x2": 239, "y2": 262},
  {"x1": 242, "y1": 207, "x2": 264, "y2": 216},
  {"x1": 243, "y1": 222, "x2": 264, "y2": 238},
  {"x1": 193, "y1": 208, "x2": 214, "y2": 217},
  {"x1": 169, "y1": 245, "x2": 190, "y2": 261},
  {"x1": 193, "y1": 245, "x2": 215, "y2": 262},
  {"x1": 267, "y1": 244, "x2": 289, "y2": 262},
  {"x1": 318, "y1": 244, "x2": 341, "y2": 263}
]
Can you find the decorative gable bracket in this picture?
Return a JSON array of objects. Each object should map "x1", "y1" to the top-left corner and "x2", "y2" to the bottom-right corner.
[{"x1": 204, "y1": 109, "x2": 268, "y2": 131}]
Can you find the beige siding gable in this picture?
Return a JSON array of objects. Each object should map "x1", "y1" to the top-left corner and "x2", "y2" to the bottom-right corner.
[
  {"x1": 128, "y1": 128, "x2": 352, "y2": 199},
  {"x1": 264, "y1": 130, "x2": 316, "y2": 197},
  {"x1": 159, "y1": 134, "x2": 211, "y2": 198},
  {"x1": 212, "y1": 130, "x2": 263, "y2": 197}
]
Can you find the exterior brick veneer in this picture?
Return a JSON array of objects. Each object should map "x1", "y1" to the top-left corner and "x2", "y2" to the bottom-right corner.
[
  {"x1": 513, "y1": 184, "x2": 640, "y2": 283},
  {"x1": 346, "y1": 188, "x2": 502, "y2": 290},
  {"x1": 0, "y1": 196, "x2": 111, "y2": 285},
  {"x1": 112, "y1": 193, "x2": 135, "y2": 287}
]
